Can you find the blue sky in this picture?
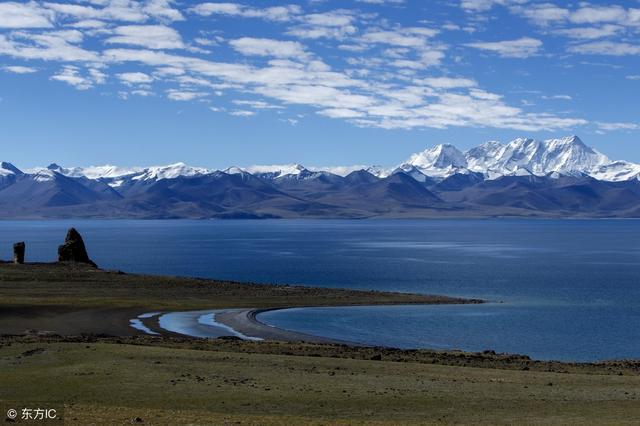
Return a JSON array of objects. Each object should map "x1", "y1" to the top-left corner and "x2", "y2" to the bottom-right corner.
[{"x1": 0, "y1": 0, "x2": 639, "y2": 169}]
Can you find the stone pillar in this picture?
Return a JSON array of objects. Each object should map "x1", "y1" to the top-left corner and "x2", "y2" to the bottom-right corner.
[{"x1": 13, "y1": 242, "x2": 25, "y2": 264}]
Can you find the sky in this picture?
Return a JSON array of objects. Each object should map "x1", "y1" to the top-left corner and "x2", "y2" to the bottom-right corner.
[{"x1": 0, "y1": 0, "x2": 639, "y2": 169}]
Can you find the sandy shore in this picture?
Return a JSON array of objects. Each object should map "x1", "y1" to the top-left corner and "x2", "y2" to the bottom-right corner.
[{"x1": 214, "y1": 308, "x2": 355, "y2": 344}]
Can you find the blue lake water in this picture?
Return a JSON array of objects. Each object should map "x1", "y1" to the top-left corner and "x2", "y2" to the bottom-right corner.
[{"x1": 0, "y1": 219, "x2": 639, "y2": 361}]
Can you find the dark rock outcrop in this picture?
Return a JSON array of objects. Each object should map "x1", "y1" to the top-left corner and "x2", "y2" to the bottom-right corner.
[
  {"x1": 57, "y1": 228, "x2": 97, "y2": 267},
  {"x1": 13, "y1": 242, "x2": 25, "y2": 264}
]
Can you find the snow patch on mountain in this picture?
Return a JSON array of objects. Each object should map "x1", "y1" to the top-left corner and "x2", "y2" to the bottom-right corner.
[
  {"x1": 48, "y1": 163, "x2": 143, "y2": 179},
  {"x1": 0, "y1": 162, "x2": 21, "y2": 176},
  {"x1": 245, "y1": 164, "x2": 305, "y2": 177},
  {"x1": 131, "y1": 163, "x2": 210, "y2": 181}
]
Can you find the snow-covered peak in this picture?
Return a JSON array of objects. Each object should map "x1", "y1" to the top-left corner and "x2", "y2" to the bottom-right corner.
[
  {"x1": 465, "y1": 141, "x2": 505, "y2": 172},
  {"x1": 365, "y1": 165, "x2": 389, "y2": 178},
  {"x1": 398, "y1": 144, "x2": 468, "y2": 179},
  {"x1": 528, "y1": 136, "x2": 608, "y2": 173},
  {"x1": 407, "y1": 144, "x2": 468, "y2": 170},
  {"x1": 30, "y1": 168, "x2": 57, "y2": 182},
  {"x1": 308, "y1": 165, "x2": 370, "y2": 177},
  {"x1": 245, "y1": 164, "x2": 308, "y2": 179},
  {"x1": 463, "y1": 135, "x2": 611, "y2": 178},
  {"x1": 47, "y1": 163, "x2": 142, "y2": 179},
  {"x1": 0, "y1": 162, "x2": 22, "y2": 176},
  {"x1": 589, "y1": 161, "x2": 640, "y2": 182},
  {"x1": 132, "y1": 162, "x2": 210, "y2": 181},
  {"x1": 223, "y1": 166, "x2": 247, "y2": 175},
  {"x1": 392, "y1": 164, "x2": 432, "y2": 182}
]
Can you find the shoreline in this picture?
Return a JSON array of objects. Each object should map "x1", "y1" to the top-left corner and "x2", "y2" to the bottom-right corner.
[{"x1": 3, "y1": 262, "x2": 639, "y2": 365}]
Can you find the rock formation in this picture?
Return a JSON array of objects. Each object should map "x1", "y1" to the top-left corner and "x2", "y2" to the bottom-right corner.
[
  {"x1": 13, "y1": 242, "x2": 25, "y2": 264},
  {"x1": 57, "y1": 228, "x2": 97, "y2": 267}
]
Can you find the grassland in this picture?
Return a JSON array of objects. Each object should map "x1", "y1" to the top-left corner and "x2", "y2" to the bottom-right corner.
[{"x1": 1, "y1": 336, "x2": 639, "y2": 425}]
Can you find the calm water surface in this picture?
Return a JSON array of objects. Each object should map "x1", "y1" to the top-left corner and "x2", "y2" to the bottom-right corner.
[{"x1": 1, "y1": 219, "x2": 638, "y2": 361}]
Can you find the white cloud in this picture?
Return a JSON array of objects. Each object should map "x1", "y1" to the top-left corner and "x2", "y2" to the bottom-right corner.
[
  {"x1": 117, "y1": 72, "x2": 154, "y2": 85},
  {"x1": 360, "y1": 27, "x2": 438, "y2": 47},
  {"x1": 50, "y1": 65, "x2": 99, "y2": 90},
  {"x1": 166, "y1": 89, "x2": 207, "y2": 101},
  {"x1": 569, "y1": 6, "x2": 628, "y2": 25},
  {"x1": 510, "y1": 4, "x2": 570, "y2": 26},
  {"x1": 189, "y1": 3, "x2": 301, "y2": 22},
  {"x1": 542, "y1": 94, "x2": 572, "y2": 100},
  {"x1": 70, "y1": 19, "x2": 107, "y2": 29},
  {"x1": 420, "y1": 77, "x2": 476, "y2": 89},
  {"x1": 43, "y1": 1, "x2": 146, "y2": 23},
  {"x1": 569, "y1": 41, "x2": 640, "y2": 56},
  {"x1": 553, "y1": 24, "x2": 623, "y2": 40},
  {"x1": 596, "y1": 121, "x2": 639, "y2": 131},
  {"x1": 318, "y1": 108, "x2": 365, "y2": 118},
  {"x1": 0, "y1": 2, "x2": 53, "y2": 29},
  {"x1": 229, "y1": 38, "x2": 307, "y2": 58},
  {"x1": 627, "y1": 75, "x2": 640, "y2": 80},
  {"x1": 232, "y1": 100, "x2": 283, "y2": 109},
  {"x1": 106, "y1": 25, "x2": 185, "y2": 50},
  {"x1": 3, "y1": 65, "x2": 37, "y2": 74},
  {"x1": 466, "y1": 37, "x2": 542, "y2": 58},
  {"x1": 144, "y1": 0, "x2": 184, "y2": 22},
  {"x1": 287, "y1": 10, "x2": 357, "y2": 40},
  {"x1": 0, "y1": 31, "x2": 100, "y2": 62},
  {"x1": 460, "y1": 0, "x2": 525, "y2": 12},
  {"x1": 356, "y1": 0, "x2": 404, "y2": 4},
  {"x1": 230, "y1": 110, "x2": 255, "y2": 116},
  {"x1": 44, "y1": 0, "x2": 183, "y2": 24}
]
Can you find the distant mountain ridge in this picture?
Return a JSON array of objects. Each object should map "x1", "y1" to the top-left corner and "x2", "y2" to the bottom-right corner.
[{"x1": 3, "y1": 135, "x2": 640, "y2": 219}]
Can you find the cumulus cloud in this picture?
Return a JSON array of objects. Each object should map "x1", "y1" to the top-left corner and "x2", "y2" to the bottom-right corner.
[
  {"x1": 166, "y1": 89, "x2": 208, "y2": 101},
  {"x1": 0, "y1": 2, "x2": 53, "y2": 28},
  {"x1": 229, "y1": 38, "x2": 307, "y2": 58},
  {"x1": 43, "y1": 0, "x2": 184, "y2": 23},
  {"x1": 189, "y1": 3, "x2": 301, "y2": 22},
  {"x1": 3, "y1": 65, "x2": 37, "y2": 74},
  {"x1": 466, "y1": 37, "x2": 542, "y2": 58},
  {"x1": 117, "y1": 72, "x2": 154, "y2": 85},
  {"x1": 50, "y1": 65, "x2": 102, "y2": 90},
  {"x1": 106, "y1": 25, "x2": 185, "y2": 49}
]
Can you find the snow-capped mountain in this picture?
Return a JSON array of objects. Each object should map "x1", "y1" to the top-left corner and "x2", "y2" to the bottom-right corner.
[
  {"x1": 129, "y1": 163, "x2": 210, "y2": 181},
  {"x1": 47, "y1": 163, "x2": 142, "y2": 180},
  {"x1": 13, "y1": 135, "x2": 640, "y2": 185},
  {"x1": 392, "y1": 135, "x2": 631, "y2": 181},
  {"x1": 2, "y1": 135, "x2": 640, "y2": 219},
  {"x1": 464, "y1": 136, "x2": 610, "y2": 176},
  {"x1": 245, "y1": 164, "x2": 308, "y2": 179},
  {"x1": 408, "y1": 143, "x2": 468, "y2": 169}
]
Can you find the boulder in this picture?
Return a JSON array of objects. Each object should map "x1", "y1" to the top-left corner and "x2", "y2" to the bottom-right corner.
[
  {"x1": 58, "y1": 228, "x2": 97, "y2": 267},
  {"x1": 13, "y1": 242, "x2": 25, "y2": 264}
]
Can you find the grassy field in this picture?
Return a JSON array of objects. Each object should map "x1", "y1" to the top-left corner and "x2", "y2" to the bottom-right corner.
[{"x1": 1, "y1": 337, "x2": 639, "y2": 425}]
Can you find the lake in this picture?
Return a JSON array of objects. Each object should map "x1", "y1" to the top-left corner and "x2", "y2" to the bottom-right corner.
[{"x1": 1, "y1": 219, "x2": 639, "y2": 361}]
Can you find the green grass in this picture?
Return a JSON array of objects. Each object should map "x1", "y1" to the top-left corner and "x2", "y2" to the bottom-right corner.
[{"x1": 1, "y1": 341, "x2": 639, "y2": 425}]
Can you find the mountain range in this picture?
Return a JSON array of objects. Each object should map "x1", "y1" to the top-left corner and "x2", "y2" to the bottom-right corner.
[{"x1": 2, "y1": 136, "x2": 640, "y2": 219}]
